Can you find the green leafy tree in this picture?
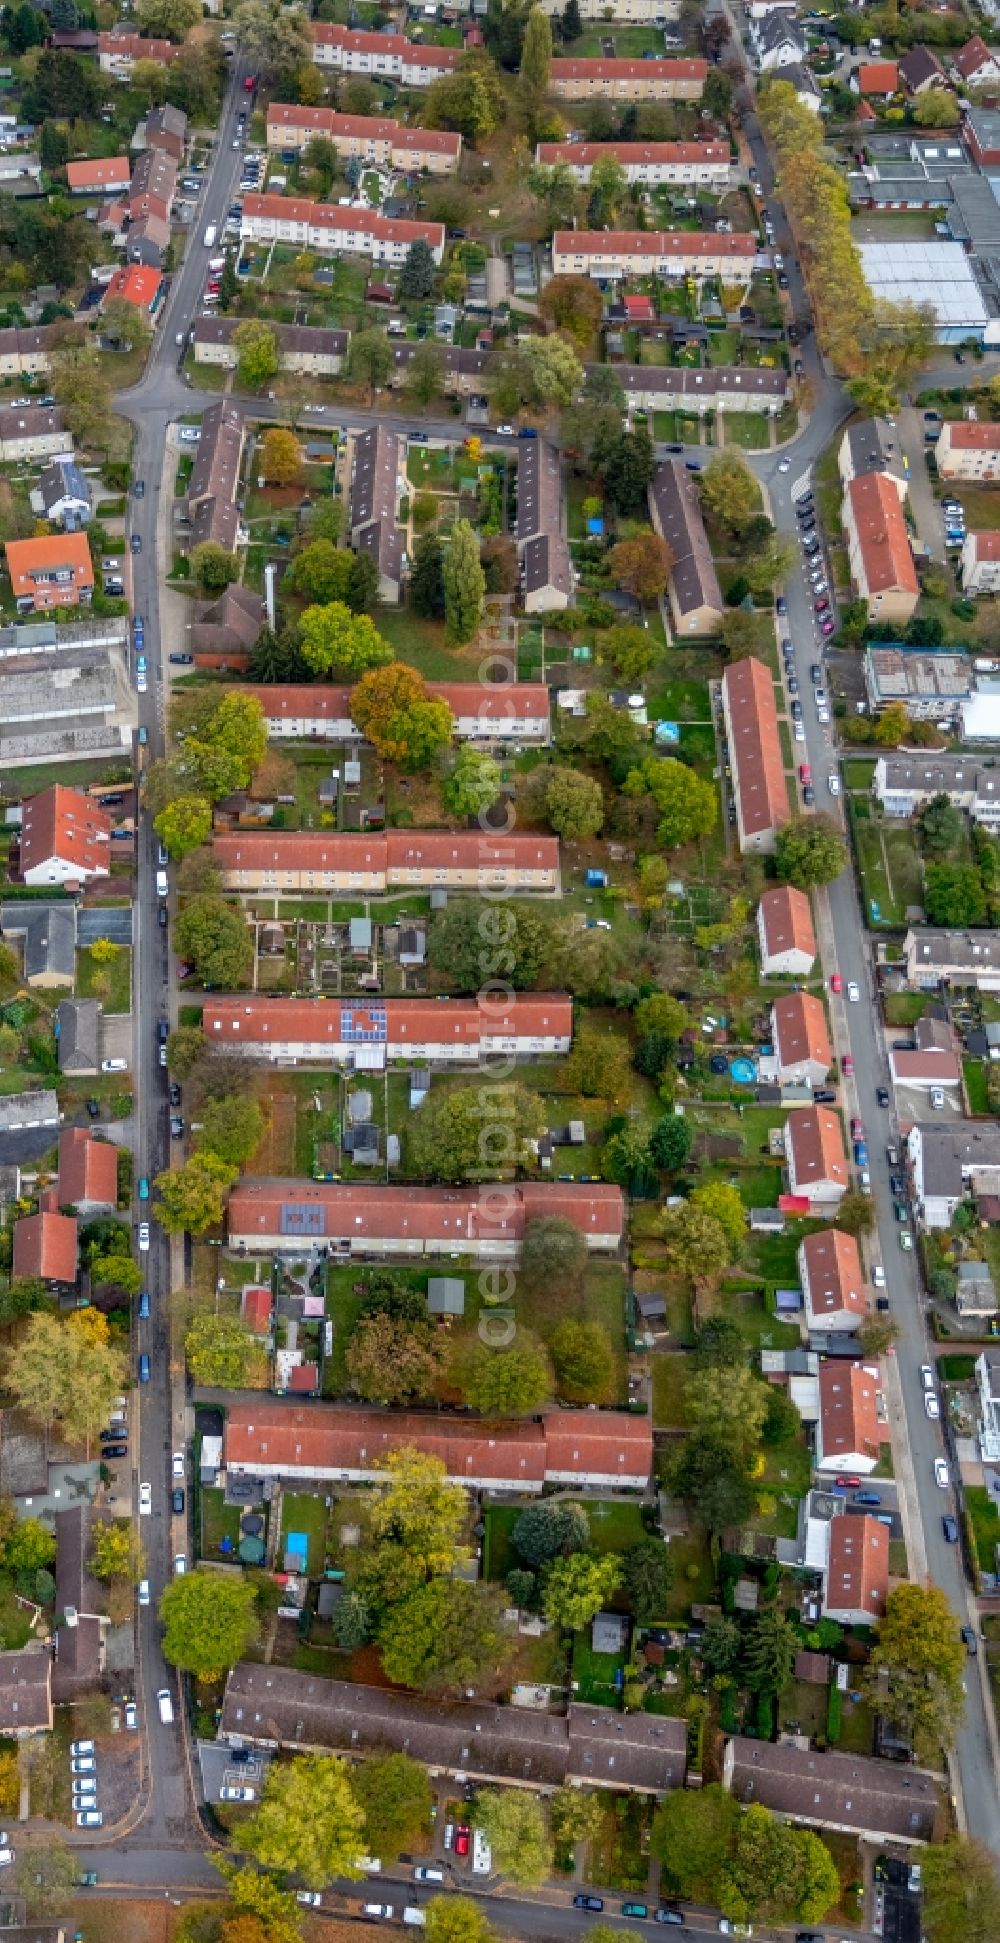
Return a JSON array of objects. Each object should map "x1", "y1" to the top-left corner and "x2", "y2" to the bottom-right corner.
[
  {"x1": 443, "y1": 518, "x2": 486, "y2": 645},
  {"x1": 742, "y1": 1610, "x2": 798, "y2": 1694},
  {"x1": 660, "y1": 1202, "x2": 731, "y2": 1285},
  {"x1": 651, "y1": 1784, "x2": 740, "y2": 1901},
  {"x1": 774, "y1": 815, "x2": 847, "y2": 890},
  {"x1": 605, "y1": 622, "x2": 655, "y2": 683},
  {"x1": 351, "y1": 662, "x2": 454, "y2": 769},
  {"x1": 197, "y1": 1095, "x2": 266, "y2": 1169},
  {"x1": 624, "y1": 755, "x2": 717, "y2": 849},
  {"x1": 233, "y1": 318, "x2": 280, "y2": 390},
  {"x1": 537, "y1": 274, "x2": 602, "y2": 345},
  {"x1": 473, "y1": 1788, "x2": 553, "y2": 1886},
  {"x1": 155, "y1": 1152, "x2": 236, "y2": 1237},
  {"x1": 427, "y1": 897, "x2": 554, "y2": 991},
  {"x1": 650, "y1": 1115, "x2": 693, "y2": 1171},
  {"x1": 671, "y1": 1433, "x2": 755, "y2": 1533},
  {"x1": 550, "y1": 1785, "x2": 604, "y2": 1850},
  {"x1": 136, "y1": 0, "x2": 200, "y2": 36},
  {"x1": 5, "y1": 1517, "x2": 55, "y2": 1573},
  {"x1": 921, "y1": 1835, "x2": 1000, "y2": 1943},
  {"x1": 520, "y1": 1216, "x2": 588, "y2": 1299},
  {"x1": 550, "y1": 1318, "x2": 614, "y2": 1404},
  {"x1": 609, "y1": 531, "x2": 671, "y2": 604},
  {"x1": 173, "y1": 896, "x2": 253, "y2": 988},
  {"x1": 299, "y1": 602, "x2": 393, "y2": 679},
  {"x1": 564, "y1": 1024, "x2": 631, "y2": 1101},
  {"x1": 694, "y1": 1317, "x2": 749, "y2": 1371},
  {"x1": 406, "y1": 339, "x2": 447, "y2": 409},
  {"x1": 366, "y1": 1448, "x2": 467, "y2": 1577},
  {"x1": 623, "y1": 1538, "x2": 673, "y2": 1624},
  {"x1": 190, "y1": 542, "x2": 239, "y2": 596},
  {"x1": 185, "y1": 1311, "x2": 266, "y2": 1386},
  {"x1": 512, "y1": 1499, "x2": 590, "y2": 1566},
  {"x1": 350, "y1": 327, "x2": 392, "y2": 400},
  {"x1": 166, "y1": 1024, "x2": 207, "y2": 1080},
  {"x1": 913, "y1": 86, "x2": 960, "y2": 128},
  {"x1": 688, "y1": 1365, "x2": 769, "y2": 1467},
  {"x1": 864, "y1": 1583, "x2": 966, "y2": 1749},
  {"x1": 700, "y1": 452, "x2": 760, "y2": 535},
  {"x1": 410, "y1": 531, "x2": 446, "y2": 618},
  {"x1": 520, "y1": 4, "x2": 552, "y2": 91},
  {"x1": 289, "y1": 538, "x2": 352, "y2": 606},
  {"x1": 243, "y1": 1755, "x2": 366, "y2": 1887},
  {"x1": 5, "y1": 1312, "x2": 123, "y2": 1446},
  {"x1": 159, "y1": 1569, "x2": 259, "y2": 1677},
  {"x1": 353, "y1": 1753, "x2": 432, "y2": 1863},
  {"x1": 918, "y1": 793, "x2": 967, "y2": 859},
  {"x1": 562, "y1": 0, "x2": 582, "y2": 39},
  {"x1": 924, "y1": 862, "x2": 986, "y2": 927},
  {"x1": 91, "y1": 1518, "x2": 145, "y2": 1584},
  {"x1": 722, "y1": 1806, "x2": 839, "y2": 1926},
  {"x1": 589, "y1": 152, "x2": 628, "y2": 224},
  {"x1": 90, "y1": 1254, "x2": 143, "y2": 1295},
  {"x1": 543, "y1": 1552, "x2": 623, "y2": 1631},
  {"x1": 424, "y1": 1900, "x2": 495, "y2": 1943},
  {"x1": 835, "y1": 1188, "x2": 877, "y2": 1237},
  {"x1": 464, "y1": 1341, "x2": 551, "y2": 1415},
  {"x1": 400, "y1": 238, "x2": 436, "y2": 300},
  {"x1": 689, "y1": 1180, "x2": 746, "y2": 1254},
  {"x1": 379, "y1": 1579, "x2": 513, "y2": 1694},
  {"x1": 347, "y1": 551, "x2": 380, "y2": 615},
  {"x1": 13, "y1": 1840, "x2": 77, "y2": 1920},
  {"x1": 154, "y1": 795, "x2": 212, "y2": 861},
  {"x1": 444, "y1": 746, "x2": 501, "y2": 819},
  {"x1": 346, "y1": 1313, "x2": 447, "y2": 1406},
  {"x1": 410, "y1": 1080, "x2": 545, "y2": 1183},
  {"x1": 544, "y1": 766, "x2": 604, "y2": 839},
  {"x1": 527, "y1": 161, "x2": 580, "y2": 229},
  {"x1": 700, "y1": 1614, "x2": 742, "y2": 1677}
]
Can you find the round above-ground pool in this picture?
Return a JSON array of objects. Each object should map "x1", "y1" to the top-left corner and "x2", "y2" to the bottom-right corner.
[{"x1": 730, "y1": 1057, "x2": 757, "y2": 1085}]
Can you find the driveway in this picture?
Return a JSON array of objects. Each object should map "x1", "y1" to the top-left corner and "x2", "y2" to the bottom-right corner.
[
  {"x1": 897, "y1": 405, "x2": 945, "y2": 563},
  {"x1": 79, "y1": 909, "x2": 133, "y2": 948}
]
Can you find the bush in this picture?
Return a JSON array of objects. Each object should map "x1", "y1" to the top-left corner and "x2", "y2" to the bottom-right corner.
[{"x1": 826, "y1": 1682, "x2": 842, "y2": 1745}]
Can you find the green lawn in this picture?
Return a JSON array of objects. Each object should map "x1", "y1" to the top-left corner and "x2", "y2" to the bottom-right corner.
[
  {"x1": 375, "y1": 606, "x2": 481, "y2": 679},
  {"x1": 200, "y1": 1487, "x2": 243, "y2": 1559},
  {"x1": 483, "y1": 1498, "x2": 647, "y2": 1585},
  {"x1": 884, "y1": 992, "x2": 929, "y2": 1026},
  {"x1": 0, "y1": 1569, "x2": 34, "y2": 1649},
  {"x1": 281, "y1": 1491, "x2": 330, "y2": 1576},
  {"x1": 965, "y1": 1059, "x2": 990, "y2": 1115},
  {"x1": 572, "y1": 1632, "x2": 627, "y2": 1708},
  {"x1": 723, "y1": 411, "x2": 771, "y2": 451},
  {"x1": 646, "y1": 677, "x2": 712, "y2": 722},
  {"x1": 585, "y1": 1792, "x2": 653, "y2": 1892},
  {"x1": 77, "y1": 944, "x2": 132, "y2": 1015},
  {"x1": 652, "y1": 1353, "x2": 691, "y2": 1430},
  {"x1": 966, "y1": 1487, "x2": 1000, "y2": 1573}
]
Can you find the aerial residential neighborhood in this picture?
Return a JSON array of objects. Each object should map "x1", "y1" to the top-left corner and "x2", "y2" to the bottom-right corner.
[{"x1": 1, "y1": 1, "x2": 1000, "y2": 1941}]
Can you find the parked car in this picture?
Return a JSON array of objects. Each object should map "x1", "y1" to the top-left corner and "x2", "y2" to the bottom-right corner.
[
  {"x1": 454, "y1": 1827, "x2": 470, "y2": 1857},
  {"x1": 877, "y1": 1087, "x2": 890, "y2": 1108},
  {"x1": 942, "y1": 1515, "x2": 959, "y2": 1542},
  {"x1": 961, "y1": 1626, "x2": 978, "y2": 1655},
  {"x1": 70, "y1": 1741, "x2": 95, "y2": 1757},
  {"x1": 934, "y1": 1458, "x2": 950, "y2": 1488},
  {"x1": 573, "y1": 1898, "x2": 605, "y2": 1913}
]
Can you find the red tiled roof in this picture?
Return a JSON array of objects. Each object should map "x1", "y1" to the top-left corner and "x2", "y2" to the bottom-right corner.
[
  {"x1": 857, "y1": 61, "x2": 899, "y2": 91},
  {"x1": 848, "y1": 473, "x2": 918, "y2": 596},
  {"x1": 968, "y1": 531, "x2": 1000, "y2": 560},
  {"x1": 800, "y1": 1229, "x2": 866, "y2": 1321},
  {"x1": 203, "y1": 995, "x2": 573, "y2": 1046},
  {"x1": 826, "y1": 1514, "x2": 889, "y2": 1620},
  {"x1": 19, "y1": 784, "x2": 108, "y2": 877},
  {"x1": 242, "y1": 193, "x2": 445, "y2": 250},
  {"x1": 288, "y1": 1363, "x2": 319, "y2": 1392},
  {"x1": 818, "y1": 1362, "x2": 881, "y2": 1462},
  {"x1": 67, "y1": 156, "x2": 130, "y2": 191},
  {"x1": 224, "y1": 1400, "x2": 650, "y2": 1485},
  {"x1": 553, "y1": 227, "x2": 755, "y2": 260},
  {"x1": 787, "y1": 1107, "x2": 849, "y2": 1192},
  {"x1": 13, "y1": 1210, "x2": 77, "y2": 1284},
  {"x1": 6, "y1": 537, "x2": 94, "y2": 605},
  {"x1": 537, "y1": 141, "x2": 729, "y2": 167},
  {"x1": 942, "y1": 421, "x2": 1000, "y2": 448},
  {"x1": 266, "y1": 103, "x2": 460, "y2": 155},
  {"x1": 214, "y1": 830, "x2": 559, "y2": 874},
  {"x1": 771, "y1": 991, "x2": 832, "y2": 1074},
  {"x1": 311, "y1": 24, "x2": 459, "y2": 66},
  {"x1": 57, "y1": 1128, "x2": 118, "y2": 1208},
  {"x1": 227, "y1": 1179, "x2": 624, "y2": 1246},
  {"x1": 759, "y1": 885, "x2": 816, "y2": 964},
  {"x1": 97, "y1": 30, "x2": 179, "y2": 62},
  {"x1": 103, "y1": 264, "x2": 162, "y2": 310},
  {"x1": 242, "y1": 1285, "x2": 272, "y2": 1334},
  {"x1": 723, "y1": 657, "x2": 790, "y2": 843},
  {"x1": 889, "y1": 1050, "x2": 961, "y2": 1083},
  {"x1": 238, "y1": 681, "x2": 551, "y2": 724},
  {"x1": 955, "y1": 35, "x2": 995, "y2": 78},
  {"x1": 550, "y1": 56, "x2": 707, "y2": 82}
]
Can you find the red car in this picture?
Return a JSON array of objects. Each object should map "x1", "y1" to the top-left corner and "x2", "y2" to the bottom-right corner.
[
  {"x1": 851, "y1": 1117, "x2": 864, "y2": 1140},
  {"x1": 842, "y1": 1053, "x2": 854, "y2": 1076},
  {"x1": 455, "y1": 1827, "x2": 470, "y2": 1858},
  {"x1": 830, "y1": 974, "x2": 842, "y2": 994},
  {"x1": 799, "y1": 763, "x2": 812, "y2": 785},
  {"x1": 836, "y1": 1475, "x2": 861, "y2": 1489}
]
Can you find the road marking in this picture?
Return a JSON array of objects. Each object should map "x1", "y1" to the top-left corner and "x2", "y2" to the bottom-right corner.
[{"x1": 790, "y1": 469, "x2": 812, "y2": 502}]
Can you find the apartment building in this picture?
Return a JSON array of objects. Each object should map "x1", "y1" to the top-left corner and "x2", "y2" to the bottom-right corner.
[
  {"x1": 770, "y1": 991, "x2": 832, "y2": 1087},
  {"x1": 648, "y1": 458, "x2": 724, "y2": 636},
  {"x1": 66, "y1": 157, "x2": 130, "y2": 196},
  {"x1": 837, "y1": 416, "x2": 908, "y2": 497},
  {"x1": 552, "y1": 228, "x2": 755, "y2": 284},
  {"x1": 873, "y1": 754, "x2": 1000, "y2": 828},
  {"x1": 266, "y1": 103, "x2": 461, "y2": 173},
  {"x1": 722, "y1": 658, "x2": 790, "y2": 855},
  {"x1": 192, "y1": 317, "x2": 348, "y2": 377},
  {"x1": 534, "y1": 0, "x2": 678, "y2": 15},
  {"x1": 908, "y1": 1120, "x2": 1000, "y2": 1227},
  {"x1": 864, "y1": 645, "x2": 972, "y2": 720},
  {"x1": 757, "y1": 885, "x2": 816, "y2": 977},
  {"x1": 961, "y1": 530, "x2": 1000, "y2": 595},
  {"x1": 617, "y1": 364, "x2": 789, "y2": 415},
  {"x1": 784, "y1": 1106, "x2": 849, "y2": 1207},
  {"x1": 227, "y1": 1179, "x2": 623, "y2": 1259},
  {"x1": 97, "y1": 30, "x2": 180, "y2": 75},
  {"x1": 0, "y1": 405, "x2": 70, "y2": 464},
  {"x1": 723, "y1": 1739, "x2": 937, "y2": 1844},
  {"x1": 903, "y1": 926, "x2": 1000, "y2": 991},
  {"x1": 239, "y1": 681, "x2": 552, "y2": 745},
  {"x1": 348, "y1": 425, "x2": 404, "y2": 604},
  {"x1": 815, "y1": 1361, "x2": 881, "y2": 1474},
  {"x1": 240, "y1": 194, "x2": 445, "y2": 268},
  {"x1": 549, "y1": 57, "x2": 707, "y2": 101},
  {"x1": 201, "y1": 995, "x2": 573, "y2": 1067},
  {"x1": 311, "y1": 25, "x2": 460, "y2": 86},
  {"x1": 5, "y1": 532, "x2": 93, "y2": 613},
  {"x1": 212, "y1": 830, "x2": 561, "y2": 896},
  {"x1": 937, "y1": 420, "x2": 1000, "y2": 479},
  {"x1": 534, "y1": 140, "x2": 731, "y2": 188},
  {"x1": 19, "y1": 785, "x2": 110, "y2": 887},
  {"x1": 516, "y1": 440, "x2": 572, "y2": 614},
  {"x1": 843, "y1": 472, "x2": 918, "y2": 623},
  {"x1": 185, "y1": 400, "x2": 244, "y2": 556},
  {"x1": 0, "y1": 323, "x2": 85, "y2": 379},
  {"x1": 798, "y1": 1229, "x2": 867, "y2": 1333}
]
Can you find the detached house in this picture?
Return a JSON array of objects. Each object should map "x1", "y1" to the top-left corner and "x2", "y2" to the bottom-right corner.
[
  {"x1": 799, "y1": 1229, "x2": 867, "y2": 1333},
  {"x1": 815, "y1": 1361, "x2": 882, "y2": 1474},
  {"x1": 770, "y1": 992, "x2": 832, "y2": 1086},
  {"x1": 750, "y1": 13, "x2": 807, "y2": 69},
  {"x1": 954, "y1": 36, "x2": 1000, "y2": 87},
  {"x1": 899, "y1": 45, "x2": 945, "y2": 94},
  {"x1": 961, "y1": 531, "x2": 1000, "y2": 595},
  {"x1": 757, "y1": 885, "x2": 816, "y2": 978},
  {"x1": 784, "y1": 1107, "x2": 849, "y2": 1207},
  {"x1": 5, "y1": 532, "x2": 93, "y2": 613},
  {"x1": 13, "y1": 1210, "x2": 78, "y2": 1292},
  {"x1": 57, "y1": 1127, "x2": 117, "y2": 1217},
  {"x1": 20, "y1": 785, "x2": 110, "y2": 887},
  {"x1": 823, "y1": 1515, "x2": 889, "y2": 1628}
]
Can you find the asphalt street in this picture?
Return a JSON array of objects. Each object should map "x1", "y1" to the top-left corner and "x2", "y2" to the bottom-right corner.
[{"x1": 95, "y1": 25, "x2": 1000, "y2": 1896}]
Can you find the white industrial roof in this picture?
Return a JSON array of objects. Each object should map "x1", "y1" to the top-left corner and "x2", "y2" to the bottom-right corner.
[
  {"x1": 858, "y1": 240, "x2": 992, "y2": 329},
  {"x1": 961, "y1": 687, "x2": 1000, "y2": 740}
]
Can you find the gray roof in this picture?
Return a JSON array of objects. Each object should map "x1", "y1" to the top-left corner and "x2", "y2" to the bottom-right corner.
[
  {"x1": 0, "y1": 404, "x2": 67, "y2": 447},
  {"x1": 844, "y1": 416, "x2": 905, "y2": 481},
  {"x1": 56, "y1": 998, "x2": 100, "y2": 1073},
  {"x1": 188, "y1": 400, "x2": 243, "y2": 512},
  {"x1": 914, "y1": 1120, "x2": 1000, "y2": 1198},
  {"x1": 725, "y1": 1736, "x2": 939, "y2": 1841},
  {"x1": 956, "y1": 1259, "x2": 997, "y2": 1312},
  {"x1": 780, "y1": 61, "x2": 822, "y2": 100},
  {"x1": 946, "y1": 173, "x2": 1000, "y2": 251},
  {"x1": 615, "y1": 362, "x2": 787, "y2": 402},
  {"x1": 523, "y1": 531, "x2": 572, "y2": 599},
  {"x1": 39, "y1": 458, "x2": 90, "y2": 515},
  {"x1": 221, "y1": 1664, "x2": 687, "y2": 1792},
  {"x1": 649, "y1": 459, "x2": 723, "y2": 622},
  {"x1": 0, "y1": 901, "x2": 76, "y2": 984},
  {"x1": 517, "y1": 440, "x2": 561, "y2": 546},
  {"x1": 755, "y1": 12, "x2": 806, "y2": 53},
  {"x1": 349, "y1": 425, "x2": 403, "y2": 589},
  {"x1": 906, "y1": 927, "x2": 1000, "y2": 973},
  {"x1": 191, "y1": 315, "x2": 349, "y2": 362},
  {"x1": 0, "y1": 1087, "x2": 59, "y2": 1132},
  {"x1": 0, "y1": 1648, "x2": 51, "y2": 1734},
  {"x1": 878, "y1": 755, "x2": 1000, "y2": 800},
  {"x1": 899, "y1": 44, "x2": 943, "y2": 89},
  {"x1": 427, "y1": 1276, "x2": 465, "y2": 1315},
  {"x1": 865, "y1": 646, "x2": 973, "y2": 706},
  {"x1": 52, "y1": 1502, "x2": 104, "y2": 1699}
]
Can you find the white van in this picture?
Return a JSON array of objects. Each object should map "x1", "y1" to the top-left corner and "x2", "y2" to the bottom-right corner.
[
  {"x1": 102, "y1": 1057, "x2": 127, "y2": 1073},
  {"x1": 472, "y1": 1831, "x2": 491, "y2": 1876},
  {"x1": 403, "y1": 1912, "x2": 427, "y2": 1929},
  {"x1": 156, "y1": 869, "x2": 168, "y2": 899},
  {"x1": 157, "y1": 1688, "x2": 174, "y2": 1725},
  {"x1": 204, "y1": 224, "x2": 217, "y2": 248}
]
